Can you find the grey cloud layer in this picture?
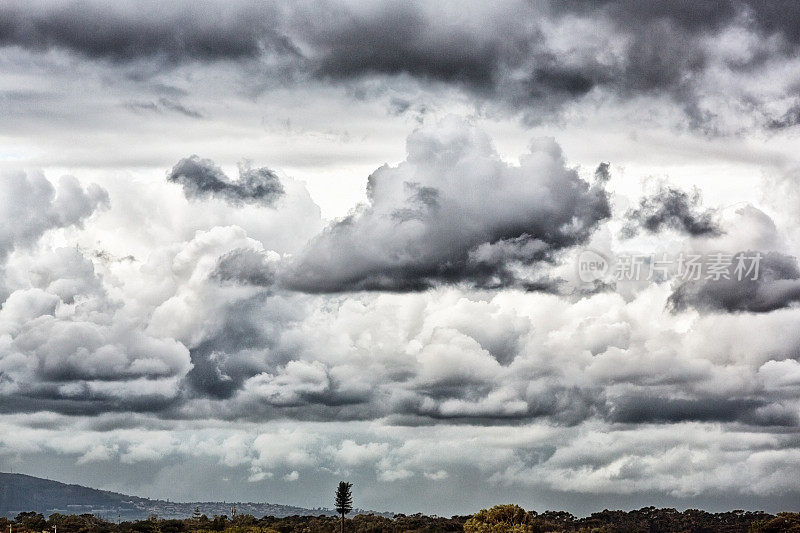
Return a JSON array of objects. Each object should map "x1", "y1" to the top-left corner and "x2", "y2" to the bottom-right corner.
[{"x1": 5, "y1": 1, "x2": 800, "y2": 129}]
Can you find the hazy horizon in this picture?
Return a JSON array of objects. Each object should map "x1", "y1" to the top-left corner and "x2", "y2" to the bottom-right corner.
[{"x1": 1, "y1": 470, "x2": 795, "y2": 518}]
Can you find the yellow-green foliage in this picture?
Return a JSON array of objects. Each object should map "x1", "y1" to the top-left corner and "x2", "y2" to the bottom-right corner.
[
  {"x1": 216, "y1": 527, "x2": 263, "y2": 533},
  {"x1": 751, "y1": 512, "x2": 800, "y2": 532},
  {"x1": 463, "y1": 504, "x2": 536, "y2": 533}
]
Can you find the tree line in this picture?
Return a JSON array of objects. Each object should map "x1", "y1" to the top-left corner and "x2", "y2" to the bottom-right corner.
[{"x1": 3, "y1": 504, "x2": 800, "y2": 532}]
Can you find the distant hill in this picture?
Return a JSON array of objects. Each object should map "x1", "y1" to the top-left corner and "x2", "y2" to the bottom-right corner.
[{"x1": 0, "y1": 473, "x2": 385, "y2": 520}]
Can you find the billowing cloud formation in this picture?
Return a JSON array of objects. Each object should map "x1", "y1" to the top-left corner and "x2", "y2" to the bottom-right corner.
[
  {"x1": 2, "y1": 158, "x2": 800, "y2": 512},
  {"x1": 668, "y1": 251, "x2": 800, "y2": 313},
  {"x1": 6, "y1": 281, "x2": 800, "y2": 512},
  {"x1": 0, "y1": 171, "x2": 108, "y2": 302},
  {"x1": 0, "y1": 171, "x2": 108, "y2": 261},
  {"x1": 621, "y1": 185, "x2": 721, "y2": 238},
  {"x1": 284, "y1": 117, "x2": 610, "y2": 292},
  {"x1": 167, "y1": 156, "x2": 285, "y2": 206},
  {"x1": 0, "y1": 247, "x2": 191, "y2": 415}
]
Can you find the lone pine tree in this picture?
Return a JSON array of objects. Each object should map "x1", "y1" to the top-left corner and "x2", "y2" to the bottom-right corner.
[{"x1": 334, "y1": 481, "x2": 353, "y2": 533}]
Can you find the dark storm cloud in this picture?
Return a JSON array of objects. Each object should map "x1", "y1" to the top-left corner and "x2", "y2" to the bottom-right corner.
[
  {"x1": 594, "y1": 162, "x2": 611, "y2": 183},
  {"x1": 0, "y1": 387, "x2": 179, "y2": 417},
  {"x1": 182, "y1": 295, "x2": 281, "y2": 400},
  {"x1": 621, "y1": 185, "x2": 722, "y2": 238},
  {"x1": 610, "y1": 396, "x2": 753, "y2": 424},
  {"x1": 668, "y1": 252, "x2": 800, "y2": 313},
  {"x1": 212, "y1": 248, "x2": 276, "y2": 287},
  {"x1": 301, "y1": 3, "x2": 622, "y2": 123},
  {"x1": 609, "y1": 395, "x2": 797, "y2": 426},
  {"x1": 282, "y1": 119, "x2": 610, "y2": 292},
  {"x1": 167, "y1": 155, "x2": 284, "y2": 206},
  {"x1": 302, "y1": 3, "x2": 636, "y2": 92},
  {"x1": 296, "y1": 1, "x2": 774, "y2": 127},
  {"x1": 309, "y1": 4, "x2": 505, "y2": 90},
  {"x1": 560, "y1": 0, "x2": 800, "y2": 49},
  {"x1": 5, "y1": 1, "x2": 800, "y2": 129},
  {"x1": 0, "y1": 0, "x2": 296, "y2": 63},
  {"x1": 302, "y1": 0, "x2": 800, "y2": 129},
  {"x1": 185, "y1": 341, "x2": 250, "y2": 401},
  {"x1": 650, "y1": 0, "x2": 800, "y2": 45}
]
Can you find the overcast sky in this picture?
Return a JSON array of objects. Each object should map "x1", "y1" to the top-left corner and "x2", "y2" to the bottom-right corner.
[{"x1": 4, "y1": 0, "x2": 800, "y2": 517}]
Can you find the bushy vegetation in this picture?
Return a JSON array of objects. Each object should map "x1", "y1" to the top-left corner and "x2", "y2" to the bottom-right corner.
[
  {"x1": 2, "y1": 505, "x2": 799, "y2": 533},
  {"x1": 462, "y1": 505, "x2": 799, "y2": 533}
]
